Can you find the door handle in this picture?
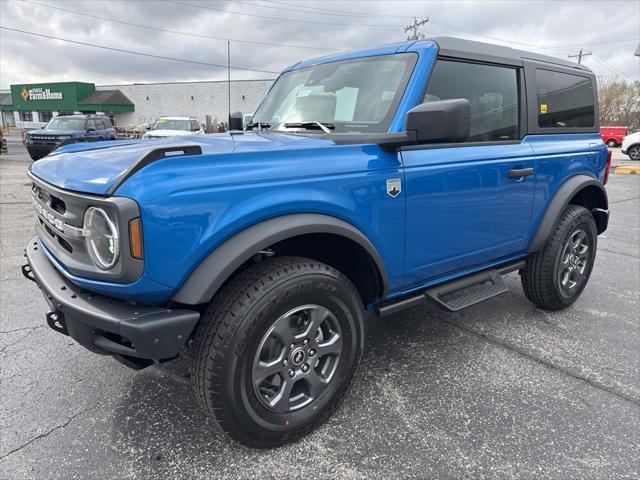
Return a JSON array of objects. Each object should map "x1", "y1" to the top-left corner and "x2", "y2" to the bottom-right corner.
[{"x1": 507, "y1": 168, "x2": 534, "y2": 179}]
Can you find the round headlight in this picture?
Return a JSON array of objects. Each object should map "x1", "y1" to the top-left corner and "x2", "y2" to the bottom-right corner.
[{"x1": 84, "y1": 207, "x2": 119, "y2": 269}]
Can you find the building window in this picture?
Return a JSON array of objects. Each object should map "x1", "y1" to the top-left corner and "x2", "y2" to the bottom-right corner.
[
  {"x1": 535, "y1": 69, "x2": 595, "y2": 128},
  {"x1": 20, "y1": 111, "x2": 33, "y2": 122},
  {"x1": 424, "y1": 60, "x2": 519, "y2": 142},
  {"x1": 39, "y1": 111, "x2": 53, "y2": 123},
  {"x1": 2, "y1": 111, "x2": 16, "y2": 126}
]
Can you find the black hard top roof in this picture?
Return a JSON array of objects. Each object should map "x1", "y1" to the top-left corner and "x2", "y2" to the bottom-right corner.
[{"x1": 429, "y1": 36, "x2": 593, "y2": 73}]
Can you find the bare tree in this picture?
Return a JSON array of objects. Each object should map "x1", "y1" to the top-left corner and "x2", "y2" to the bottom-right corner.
[{"x1": 598, "y1": 77, "x2": 640, "y2": 130}]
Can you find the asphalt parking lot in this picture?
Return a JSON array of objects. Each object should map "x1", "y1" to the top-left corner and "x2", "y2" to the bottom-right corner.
[{"x1": 1, "y1": 140, "x2": 639, "y2": 479}]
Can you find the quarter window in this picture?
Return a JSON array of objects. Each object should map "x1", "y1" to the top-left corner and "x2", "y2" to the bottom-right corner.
[
  {"x1": 424, "y1": 60, "x2": 519, "y2": 142},
  {"x1": 535, "y1": 69, "x2": 594, "y2": 128}
]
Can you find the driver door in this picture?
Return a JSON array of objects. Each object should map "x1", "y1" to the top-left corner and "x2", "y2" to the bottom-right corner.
[{"x1": 402, "y1": 58, "x2": 536, "y2": 285}]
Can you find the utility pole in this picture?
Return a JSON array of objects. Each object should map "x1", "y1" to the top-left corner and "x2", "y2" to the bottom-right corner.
[
  {"x1": 568, "y1": 48, "x2": 592, "y2": 64},
  {"x1": 404, "y1": 17, "x2": 429, "y2": 41},
  {"x1": 227, "y1": 41, "x2": 231, "y2": 128}
]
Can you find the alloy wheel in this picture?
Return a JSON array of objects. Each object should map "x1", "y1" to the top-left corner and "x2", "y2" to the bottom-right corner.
[
  {"x1": 557, "y1": 229, "x2": 590, "y2": 296},
  {"x1": 252, "y1": 304, "x2": 343, "y2": 413}
]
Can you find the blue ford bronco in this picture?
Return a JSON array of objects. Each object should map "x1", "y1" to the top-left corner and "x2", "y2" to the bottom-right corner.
[
  {"x1": 25, "y1": 114, "x2": 117, "y2": 160},
  {"x1": 23, "y1": 37, "x2": 611, "y2": 448}
]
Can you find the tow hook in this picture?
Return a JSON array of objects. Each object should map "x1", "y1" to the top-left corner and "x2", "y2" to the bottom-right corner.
[
  {"x1": 21, "y1": 263, "x2": 36, "y2": 283},
  {"x1": 46, "y1": 311, "x2": 68, "y2": 336}
]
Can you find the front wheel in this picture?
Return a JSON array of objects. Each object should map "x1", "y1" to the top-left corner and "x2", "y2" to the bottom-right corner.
[
  {"x1": 606, "y1": 139, "x2": 617, "y2": 148},
  {"x1": 190, "y1": 257, "x2": 365, "y2": 448},
  {"x1": 628, "y1": 145, "x2": 640, "y2": 161},
  {"x1": 521, "y1": 205, "x2": 597, "y2": 310}
]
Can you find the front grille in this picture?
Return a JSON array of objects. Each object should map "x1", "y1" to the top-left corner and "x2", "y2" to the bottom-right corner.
[
  {"x1": 30, "y1": 173, "x2": 143, "y2": 284},
  {"x1": 31, "y1": 135, "x2": 62, "y2": 145},
  {"x1": 33, "y1": 183, "x2": 66, "y2": 214}
]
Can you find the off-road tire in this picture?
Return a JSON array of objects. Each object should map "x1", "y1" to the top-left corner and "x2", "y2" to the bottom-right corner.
[
  {"x1": 190, "y1": 256, "x2": 365, "y2": 448},
  {"x1": 521, "y1": 205, "x2": 597, "y2": 310}
]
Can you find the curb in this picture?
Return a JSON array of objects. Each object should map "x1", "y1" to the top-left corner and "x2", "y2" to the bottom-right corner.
[{"x1": 612, "y1": 165, "x2": 639, "y2": 175}]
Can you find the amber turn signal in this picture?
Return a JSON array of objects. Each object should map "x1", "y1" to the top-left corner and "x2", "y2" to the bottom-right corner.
[{"x1": 129, "y1": 218, "x2": 144, "y2": 259}]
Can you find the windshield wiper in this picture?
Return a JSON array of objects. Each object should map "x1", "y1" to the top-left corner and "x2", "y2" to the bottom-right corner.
[
  {"x1": 245, "y1": 122, "x2": 271, "y2": 131},
  {"x1": 283, "y1": 121, "x2": 335, "y2": 134}
]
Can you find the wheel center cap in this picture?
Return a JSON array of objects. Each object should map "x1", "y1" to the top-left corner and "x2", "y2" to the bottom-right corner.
[{"x1": 291, "y1": 347, "x2": 306, "y2": 366}]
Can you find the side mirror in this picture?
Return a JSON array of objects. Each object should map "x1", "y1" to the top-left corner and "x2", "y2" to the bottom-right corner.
[
  {"x1": 229, "y1": 111, "x2": 243, "y2": 131},
  {"x1": 87, "y1": 128, "x2": 96, "y2": 132},
  {"x1": 406, "y1": 99, "x2": 470, "y2": 144},
  {"x1": 243, "y1": 113, "x2": 253, "y2": 129}
]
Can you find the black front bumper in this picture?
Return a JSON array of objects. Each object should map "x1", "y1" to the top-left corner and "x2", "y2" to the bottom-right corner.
[
  {"x1": 23, "y1": 237, "x2": 200, "y2": 368},
  {"x1": 26, "y1": 144, "x2": 56, "y2": 158}
]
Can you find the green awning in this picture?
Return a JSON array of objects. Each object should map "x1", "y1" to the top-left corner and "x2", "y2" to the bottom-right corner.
[{"x1": 79, "y1": 89, "x2": 134, "y2": 112}]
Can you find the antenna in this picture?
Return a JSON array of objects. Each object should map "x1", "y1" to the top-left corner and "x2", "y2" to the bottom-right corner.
[{"x1": 227, "y1": 41, "x2": 231, "y2": 127}]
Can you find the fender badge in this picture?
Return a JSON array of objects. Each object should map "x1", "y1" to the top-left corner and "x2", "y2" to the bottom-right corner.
[{"x1": 386, "y1": 178, "x2": 401, "y2": 197}]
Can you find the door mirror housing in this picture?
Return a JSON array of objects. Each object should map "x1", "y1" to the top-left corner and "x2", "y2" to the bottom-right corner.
[
  {"x1": 243, "y1": 113, "x2": 253, "y2": 129},
  {"x1": 86, "y1": 128, "x2": 96, "y2": 133},
  {"x1": 406, "y1": 99, "x2": 470, "y2": 144},
  {"x1": 229, "y1": 111, "x2": 243, "y2": 131}
]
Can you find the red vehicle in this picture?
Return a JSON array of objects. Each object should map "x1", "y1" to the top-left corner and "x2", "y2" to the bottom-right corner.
[{"x1": 600, "y1": 126, "x2": 629, "y2": 147}]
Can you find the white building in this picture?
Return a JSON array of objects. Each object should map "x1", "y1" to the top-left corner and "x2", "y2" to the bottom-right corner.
[
  {"x1": 96, "y1": 78, "x2": 273, "y2": 128},
  {"x1": 0, "y1": 79, "x2": 273, "y2": 130}
]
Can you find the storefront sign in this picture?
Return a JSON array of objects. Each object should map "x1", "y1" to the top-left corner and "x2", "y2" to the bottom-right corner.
[{"x1": 20, "y1": 86, "x2": 64, "y2": 102}]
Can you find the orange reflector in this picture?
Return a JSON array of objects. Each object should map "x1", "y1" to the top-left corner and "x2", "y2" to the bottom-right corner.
[{"x1": 129, "y1": 218, "x2": 144, "y2": 259}]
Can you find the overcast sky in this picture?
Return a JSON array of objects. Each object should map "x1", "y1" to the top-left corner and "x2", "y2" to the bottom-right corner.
[{"x1": 1, "y1": 0, "x2": 638, "y2": 90}]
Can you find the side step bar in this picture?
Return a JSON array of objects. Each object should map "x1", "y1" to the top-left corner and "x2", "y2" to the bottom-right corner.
[{"x1": 377, "y1": 260, "x2": 526, "y2": 317}]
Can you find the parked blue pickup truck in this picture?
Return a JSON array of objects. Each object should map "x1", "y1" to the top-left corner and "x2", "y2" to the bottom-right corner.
[{"x1": 23, "y1": 37, "x2": 610, "y2": 448}]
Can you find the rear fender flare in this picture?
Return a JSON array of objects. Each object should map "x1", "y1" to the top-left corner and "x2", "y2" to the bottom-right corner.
[{"x1": 528, "y1": 175, "x2": 608, "y2": 253}]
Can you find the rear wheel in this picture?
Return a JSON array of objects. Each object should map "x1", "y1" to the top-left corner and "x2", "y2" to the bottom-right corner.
[
  {"x1": 522, "y1": 205, "x2": 597, "y2": 310},
  {"x1": 190, "y1": 257, "x2": 365, "y2": 448},
  {"x1": 628, "y1": 144, "x2": 640, "y2": 161},
  {"x1": 606, "y1": 139, "x2": 617, "y2": 148}
]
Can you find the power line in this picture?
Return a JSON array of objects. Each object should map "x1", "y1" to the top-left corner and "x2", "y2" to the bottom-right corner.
[
  {"x1": 20, "y1": 0, "x2": 338, "y2": 52},
  {"x1": 568, "y1": 48, "x2": 592, "y2": 64},
  {"x1": 590, "y1": 55, "x2": 633, "y2": 81},
  {"x1": 404, "y1": 17, "x2": 429, "y2": 41},
  {"x1": 168, "y1": 0, "x2": 403, "y2": 28},
  {"x1": 0, "y1": 26, "x2": 280, "y2": 74},
  {"x1": 231, "y1": 0, "x2": 411, "y2": 19}
]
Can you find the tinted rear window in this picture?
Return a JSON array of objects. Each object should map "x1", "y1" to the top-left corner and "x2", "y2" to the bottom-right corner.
[{"x1": 536, "y1": 69, "x2": 594, "y2": 128}]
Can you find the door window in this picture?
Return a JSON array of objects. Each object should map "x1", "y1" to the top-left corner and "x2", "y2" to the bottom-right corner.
[
  {"x1": 86, "y1": 119, "x2": 98, "y2": 130},
  {"x1": 535, "y1": 69, "x2": 594, "y2": 128},
  {"x1": 424, "y1": 60, "x2": 519, "y2": 142}
]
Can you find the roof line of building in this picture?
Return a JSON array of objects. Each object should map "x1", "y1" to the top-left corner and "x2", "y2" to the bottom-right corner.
[{"x1": 96, "y1": 78, "x2": 275, "y2": 88}]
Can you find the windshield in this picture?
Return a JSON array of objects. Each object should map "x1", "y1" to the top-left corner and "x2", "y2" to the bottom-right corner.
[
  {"x1": 45, "y1": 117, "x2": 86, "y2": 131},
  {"x1": 152, "y1": 119, "x2": 191, "y2": 131},
  {"x1": 251, "y1": 53, "x2": 417, "y2": 133}
]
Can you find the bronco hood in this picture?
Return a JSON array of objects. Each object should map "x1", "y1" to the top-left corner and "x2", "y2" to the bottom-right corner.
[{"x1": 29, "y1": 132, "x2": 334, "y2": 195}]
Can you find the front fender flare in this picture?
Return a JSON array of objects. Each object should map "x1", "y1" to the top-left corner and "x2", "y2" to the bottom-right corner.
[
  {"x1": 172, "y1": 213, "x2": 388, "y2": 305},
  {"x1": 528, "y1": 175, "x2": 608, "y2": 253}
]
